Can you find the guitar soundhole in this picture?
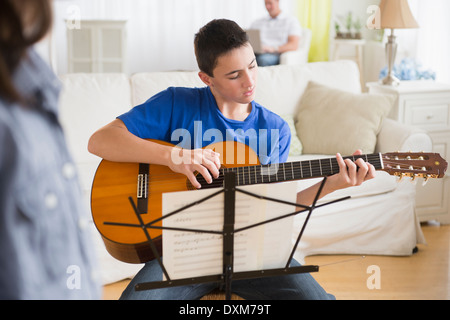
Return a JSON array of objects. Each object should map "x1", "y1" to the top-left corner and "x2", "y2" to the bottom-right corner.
[
  {"x1": 186, "y1": 179, "x2": 196, "y2": 190},
  {"x1": 186, "y1": 171, "x2": 225, "y2": 190}
]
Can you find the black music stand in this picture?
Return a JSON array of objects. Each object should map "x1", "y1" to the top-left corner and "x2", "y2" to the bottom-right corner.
[{"x1": 104, "y1": 172, "x2": 350, "y2": 300}]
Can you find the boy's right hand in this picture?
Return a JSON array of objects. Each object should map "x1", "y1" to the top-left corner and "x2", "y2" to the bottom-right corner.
[{"x1": 168, "y1": 147, "x2": 221, "y2": 189}]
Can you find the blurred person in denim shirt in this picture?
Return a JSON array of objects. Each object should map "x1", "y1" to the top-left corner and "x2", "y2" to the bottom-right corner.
[{"x1": 0, "y1": 0, "x2": 101, "y2": 299}]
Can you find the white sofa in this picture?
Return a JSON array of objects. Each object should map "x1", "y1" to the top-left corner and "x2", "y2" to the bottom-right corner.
[
  {"x1": 280, "y1": 28, "x2": 312, "y2": 65},
  {"x1": 58, "y1": 60, "x2": 431, "y2": 285}
]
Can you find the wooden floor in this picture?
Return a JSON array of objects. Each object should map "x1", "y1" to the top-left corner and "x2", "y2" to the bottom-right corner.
[
  {"x1": 103, "y1": 221, "x2": 450, "y2": 300},
  {"x1": 307, "y1": 221, "x2": 450, "y2": 300}
]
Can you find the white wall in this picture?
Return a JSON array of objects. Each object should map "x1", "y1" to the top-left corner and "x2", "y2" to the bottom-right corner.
[
  {"x1": 38, "y1": 0, "x2": 448, "y2": 84},
  {"x1": 46, "y1": 0, "x2": 296, "y2": 75}
]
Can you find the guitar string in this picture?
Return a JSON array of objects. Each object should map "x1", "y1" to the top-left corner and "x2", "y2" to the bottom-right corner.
[
  {"x1": 138, "y1": 159, "x2": 383, "y2": 189},
  {"x1": 142, "y1": 159, "x2": 428, "y2": 180},
  {"x1": 135, "y1": 158, "x2": 429, "y2": 189},
  {"x1": 143, "y1": 160, "x2": 425, "y2": 182},
  {"x1": 382, "y1": 160, "x2": 430, "y2": 168},
  {"x1": 144, "y1": 160, "x2": 426, "y2": 184},
  {"x1": 144, "y1": 155, "x2": 383, "y2": 179},
  {"x1": 143, "y1": 160, "x2": 368, "y2": 181},
  {"x1": 145, "y1": 165, "x2": 426, "y2": 184}
]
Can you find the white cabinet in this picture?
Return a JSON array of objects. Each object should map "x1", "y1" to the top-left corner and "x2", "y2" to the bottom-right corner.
[
  {"x1": 67, "y1": 20, "x2": 127, "y2": 73},
  {"x1": 368, "y1": 81, "x2": 450, "y2": 224}
]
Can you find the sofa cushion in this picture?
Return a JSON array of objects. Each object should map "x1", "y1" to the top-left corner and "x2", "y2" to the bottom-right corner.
[
  {"x1": 306, "y1": 60, "x2": 362, "y2": 93},
  {"x1": 280, "y1": 114, "x2": 303, "y2": 156},
  {"x1": 294, "y1": 81, "x2": 394, "y2": 155},
  {"x1": 59, "y1": 73, "x2": 132, "y2": 164},
  {"x1": 255, "y1": 65, "x2": 312, "y2": 117},
  {"x1": 131, "y1": 71, "x2": 204, "y2": 106}
]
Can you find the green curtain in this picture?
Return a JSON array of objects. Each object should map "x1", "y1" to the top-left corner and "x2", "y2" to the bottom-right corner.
[{"x1": 296, "y1": 0, "x2": 332, "y2": 62}]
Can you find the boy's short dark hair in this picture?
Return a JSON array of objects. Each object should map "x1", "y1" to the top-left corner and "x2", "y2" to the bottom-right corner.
[{"x1": 194, "y1": 19, "x2": 249, "y2": 77}]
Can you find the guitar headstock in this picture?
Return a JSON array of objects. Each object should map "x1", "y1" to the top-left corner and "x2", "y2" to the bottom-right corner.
[{"x1": 381, "y1": 152, "x2": 447, "y2": 180}]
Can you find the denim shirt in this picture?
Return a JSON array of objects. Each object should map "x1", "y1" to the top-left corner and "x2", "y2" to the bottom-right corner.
[{"x1": 0, "y1": 50, "x2": 101, "y2": 299}]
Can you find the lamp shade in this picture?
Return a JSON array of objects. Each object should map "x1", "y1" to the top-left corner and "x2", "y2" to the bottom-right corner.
[{"x1": 379, "y1": 0, "x2": 419, "y2": 29}]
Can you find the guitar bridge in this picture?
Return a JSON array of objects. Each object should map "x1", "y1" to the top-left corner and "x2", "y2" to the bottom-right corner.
[
  {"x1": 137, "y1": 173, "x2": 148, "y2": 199},
  {"x1": 137, "y1": 163, "x2": 149, "y2": 214}
]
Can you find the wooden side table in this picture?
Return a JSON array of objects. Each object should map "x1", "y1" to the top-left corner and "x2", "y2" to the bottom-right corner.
[{"x1": 368, "y1": 81, "x2": 450, "y2": 224}]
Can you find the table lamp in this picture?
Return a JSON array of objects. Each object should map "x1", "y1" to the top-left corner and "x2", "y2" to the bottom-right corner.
[{"x1": 379, "y1": 0, "x2": 419, "y2": 86}]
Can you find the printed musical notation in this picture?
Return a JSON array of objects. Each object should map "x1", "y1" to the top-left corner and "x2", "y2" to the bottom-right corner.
[{"x1": 162, "y1": 182, "x2": 298, "y2": 280}]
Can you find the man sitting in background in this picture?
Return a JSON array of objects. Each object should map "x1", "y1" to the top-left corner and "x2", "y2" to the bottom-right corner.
[{"x1": 250, "y1": 0, "x2": 302, "y2": 66}]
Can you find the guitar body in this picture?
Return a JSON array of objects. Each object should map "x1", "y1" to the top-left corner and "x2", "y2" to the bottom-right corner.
[{"x1": 91, "y1": 140, "x2": 259, "y2": 264}]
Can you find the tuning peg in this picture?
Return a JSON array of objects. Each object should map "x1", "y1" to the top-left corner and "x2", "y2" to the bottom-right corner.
[
  {"x1": 410, "y1": 175, "x2": 417, "y2": 185},
  {"x1": 422, "y1": 176, "x2": 430, "y2": 187}
]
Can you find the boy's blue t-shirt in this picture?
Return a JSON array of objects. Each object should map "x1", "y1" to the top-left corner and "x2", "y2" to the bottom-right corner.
[{"x1": 118, "y1": 86, "x2": 291, "y2": 164}]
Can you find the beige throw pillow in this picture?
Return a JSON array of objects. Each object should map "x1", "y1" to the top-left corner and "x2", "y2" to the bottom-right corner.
[
  {"x1": 294, "y1": 81, "x2": 394, "y2": 155},
  {"x1": 280, "y1": 114, "x2": 303, "y2": 156}
]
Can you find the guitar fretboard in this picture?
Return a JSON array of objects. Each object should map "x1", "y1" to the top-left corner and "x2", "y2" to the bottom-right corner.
[{"x1": 201, "y1": 153, "x2": 383, "y2": 188}]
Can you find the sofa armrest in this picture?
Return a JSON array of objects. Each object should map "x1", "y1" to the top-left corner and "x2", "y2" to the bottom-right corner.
[
  {"x1": 279, "y1": 28, "x2": 311, "y2": 66},
  {"x1": 375, "y1": 118, "x2": 433, "y2": 153},
  {"x1": 280, "y1": 50, "x2": 308, "y2": 65}
]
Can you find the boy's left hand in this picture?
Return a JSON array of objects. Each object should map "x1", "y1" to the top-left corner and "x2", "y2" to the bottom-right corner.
[{"x1": 327, "y1": 150, "x2": 376, "y2": 192}]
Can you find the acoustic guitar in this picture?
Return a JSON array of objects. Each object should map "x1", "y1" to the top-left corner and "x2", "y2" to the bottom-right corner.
[{"x1": 90, "y1": 140, "x2": 447, "y2": 264}]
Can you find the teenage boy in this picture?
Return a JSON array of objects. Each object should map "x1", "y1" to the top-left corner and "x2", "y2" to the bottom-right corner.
[{"x1": 88, "y1": 19, "x2": 375, "y2": 300}]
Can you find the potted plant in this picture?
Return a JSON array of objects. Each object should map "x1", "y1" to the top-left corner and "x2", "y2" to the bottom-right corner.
[
  {"x1": 345, "y1": 12, "x2": 353, "y2": 38},
  {"x1": 335, "y1": 22, "x2": 343, "y2": 39},
  {"x1": 353, "y1": 18, "x2": 362, "y2": 39}
]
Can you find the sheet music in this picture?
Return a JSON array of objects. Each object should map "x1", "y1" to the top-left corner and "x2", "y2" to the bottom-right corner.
[{"x1": 162, "y1": 182, "x2": 298, "y2": 280}]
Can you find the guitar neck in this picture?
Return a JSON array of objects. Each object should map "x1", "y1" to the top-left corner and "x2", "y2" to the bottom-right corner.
[{"x1": 219, "y1": 153, "x2": 384, "y2": 187}]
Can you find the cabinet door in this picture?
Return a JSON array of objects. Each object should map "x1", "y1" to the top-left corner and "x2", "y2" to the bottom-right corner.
[
  {"x1": 68, "y1": 27, "x2": 93, "y2": 73},
  {"x1": 99, "y1": 28, "x2": 126, "y2": 73},
  {"x1": 67, "y1": 20, "x2": 127, "y2": 73},
  {"x1": 416, "y1": 178, "x2": 449, "y2": 223},
  {"x1": 415, "y1": 132, "x2": 450, "y2": 223}
]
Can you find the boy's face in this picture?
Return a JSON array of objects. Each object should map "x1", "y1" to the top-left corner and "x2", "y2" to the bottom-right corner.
[{"x1": 200, "y1": 43, "x2": 258, "y2": 107}]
